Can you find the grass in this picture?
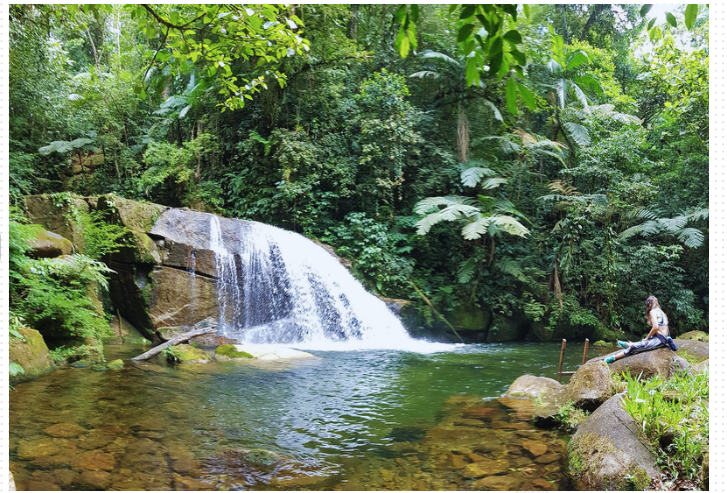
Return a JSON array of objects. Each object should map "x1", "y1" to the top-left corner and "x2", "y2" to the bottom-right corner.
[{"x1": 620, "y1": 367, "x2": 708, "y2": 483}]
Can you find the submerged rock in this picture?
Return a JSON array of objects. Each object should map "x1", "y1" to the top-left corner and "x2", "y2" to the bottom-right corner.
[
  {"x1": 44, "y1": 422, "x2": 85, "y2": 438},
  {"x1": 232, "y1": 345, "x2": 315, "y2": 361},
  {"x1": 568, "y1": 394, "x2": 661, "y2": 490}
]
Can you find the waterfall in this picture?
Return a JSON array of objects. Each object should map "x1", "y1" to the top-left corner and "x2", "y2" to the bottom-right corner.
[{"x1": 207, "y1": 217, "x2": 425, "y2": 350}]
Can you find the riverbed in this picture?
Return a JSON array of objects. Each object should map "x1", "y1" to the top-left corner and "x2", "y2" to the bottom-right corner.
[{"x1": 10, "y1": 341, "x2": 605, "y2": 490}]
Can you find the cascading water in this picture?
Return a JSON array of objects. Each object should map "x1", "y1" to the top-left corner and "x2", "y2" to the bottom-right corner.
[{"x1": 206, "y1": 216, "x2": 431, "y2": 350}]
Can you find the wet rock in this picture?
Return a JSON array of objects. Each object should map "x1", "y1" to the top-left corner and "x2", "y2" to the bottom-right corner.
[
  {"x1": 30, "y1": 469, "x2": 78, "y2": 488},
  {"x1": 107, "y1": 359, "x2": 124, "y2": 370},
  {"x1": 565, "y1": 360, "x2": 614, "y2": 411},
  {"x1": 70, "y1": 360, "x2": 89, "y2": 368},
  {"x1": 166, "y1": 442, "x2": 195, "y2": 461},
  {"x1": 463, "y1": 459, "x2": 510, "y2": 478},
  {"x1": 44, "y1": 422, "x2": 85, "y2": 438},
  {"x1": 128, "y1": 438, "x2": 159, "y2": 455},
  {"x1": 473, "y1": 475, "x2": 523, "y2": 490},
  {"x1": 167, "y1": 345, "x2": 212, "y2": 364},
  {"x1": 461, "y1": 407, "x2": 500, "y2": 420},
  {"x1": 450, "y1": 454, "x2": 468, "y2": 469},
  {"x1": 173, "y1": 473, "x2": 216, "y2": 491},
  {"x1": 30, "y1": 454, "x2": 76, "y2": 468},
  {"x1": 532, "y1": 478, "x2": 557, "y2": 490},
  {"x1": 535, "y1": 453, "x2": 561, "y2": 465},
  {"x1": 17, "y1": 438, "x2": 67, "y2": 460},
  {"x1": 215, "y1": 344, "x2": 254, "y2": 361},
  {"x1": 521, "y1": 439, "x2": 548, "y2": 458},
  {"x1": 505, "y1": 375, "x2": 562, "y2": 400},
  {"x1": 569, "y1": 393, "x2": 661, "y2": 490},
  {"x1": 78, "y1": 429, "x2": 117, "y2": 450},
  {"x1": 497, "y1": 397, "x2": 535, "y2": 420},
  {"x1": 76, "y1": 470, "x2": 112, "y2": 490},
  {"x1": 73, "y1": 449, "x2": 116, "y2": 471},
  {"x1": 10, "y1": 327, "x2": 54, "y2": 384},
  {"x1": 25, "y1": 480, "x2": 62, "y2": 491},
  {"x1": 171, "y1": 459, "x2": 201, "y2": 475},
  {"x1": 468, "y1": 453, "x2": 487, "y2": 463},
  {"x1": 91, "y1": 364, "x2": 109, "y2": 371}
]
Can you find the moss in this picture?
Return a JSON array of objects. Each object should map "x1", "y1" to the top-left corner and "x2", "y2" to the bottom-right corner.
[
  {"x1": 679, "y1": 330, "x2": 709, "y2": 342},
  {"x1": 107, "y1": 359, "x2": 124, "y2": 370},
  {"x1": 620, "y1": 466, "x2": 650, "y2": 491},
  {"x1": 167, "y1": 344, "x2": 211, "y2": 363},
  {"x1": 9, "y1": 327, "x2": 53, "y2": 384},
  {"x1": 215, "y1": 344, "x2": 253, "y2": 359}
]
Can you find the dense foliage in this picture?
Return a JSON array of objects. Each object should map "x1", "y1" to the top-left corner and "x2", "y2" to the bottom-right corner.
[{"x1": 10, "y1": 4, "x2": 708, "y2": 342}]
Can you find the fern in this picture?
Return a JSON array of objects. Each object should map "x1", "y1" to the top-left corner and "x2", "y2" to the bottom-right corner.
[{"x1": 460, "y1": 166, "x2": 497, "y2": 188}]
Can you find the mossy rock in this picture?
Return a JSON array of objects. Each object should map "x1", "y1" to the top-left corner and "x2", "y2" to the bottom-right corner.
[
  {"x1": 107, "y1": 359, "x2": 124, "y2": 370},
  {"x1": 679, "y1": 330, "x2": 709, "y2": 343},
  {"x1": 487, "y1": 314, "x2": 525, "y2": 342},
  {"x1": 452, "y1": 304, "x2": 491, "y2": 331},
  {"x1": 91, "y1": 365, "x2": 108, "y2": 372},
  {"x1": 569, "y1": 394, "x2": 661, "y2": 490},
  {"x1": 592, "y1": 340, "x2": 610, "y2": 347},
  {"x1": 70, "y1": 360, "x2": 89, "y2": 368},
  {"x1": 96, "y1": 195, "x2": 165, "y2": 233},
  {"x1": 28, "y1": 228, "x2": 74, "y2": 258},
  {"x1": 215, "y1": 344, "x2": 254, "y2": 361},
  {"x1": 10, "y1": 327, "x2": 54, "y2": 384},
  {"x1": 168, "y1": 345, "x2": 211, "y2": 364}
]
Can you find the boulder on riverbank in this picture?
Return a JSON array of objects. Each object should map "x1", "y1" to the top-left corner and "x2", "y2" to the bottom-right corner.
[
  {"x1": 10, "y1": 328, "x2": 54, "y2": 385},
  {"x1": 504, "y1": 375, "x2": 562, "y2": 400},
  {"x1": 598, "y1": 346, "x2": 692, "y2": 380},
  {"x1": 564, "y1": 360, "x2": 614, "y2": 412},
  {"x1": 679, "y1": 330, "x2": 709, "y2": 342},
  {"x1": 568, "y1": 394, "x2": 661, "y2": 490},
  {"x1": 28, "y1": 228, "x2": 74, "y2": 258},
  {"x1": 167, "y1": 345, "x2": 211, "y2": 364}
]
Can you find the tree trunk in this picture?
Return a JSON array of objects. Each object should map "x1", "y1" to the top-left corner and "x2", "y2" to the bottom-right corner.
[
  {"x1": 131, "y1": 327, "x2": 216, "y2": 362},
  {"x1": 457, "y1": 103, "x2": 469, "y2": 163}
]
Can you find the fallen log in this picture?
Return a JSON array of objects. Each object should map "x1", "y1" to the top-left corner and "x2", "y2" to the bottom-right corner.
[{"x1": 131, "y1": 327, "x2": 216, "y2": 361}]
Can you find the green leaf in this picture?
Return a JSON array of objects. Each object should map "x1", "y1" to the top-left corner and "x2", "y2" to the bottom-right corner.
[
  {"x1": 518, "y1": 83, "x2": 535, "y2": 111},
  {"x1": 685, "y1": 4, "x2": 698, "y2": 30},
  {"x1": 647, "y1": 18, "x2": 656, "y2": 31},
  {"x1": 640, "y1": 4, "x2": 653, "y2": 17},
  {"x1": 489, "y1": 51, "x2": 504, "y2": 76},
  {"x1": 410, "y1": 4, "x2": 419, "y2": 23},
  {"x1": 457, "y1": 24, "x2": 474, "y2": 42},
  {"x1": 460, "y1": 5, "x2": 476, "y2": 19},
  {"x1": 510, "y1": 48, "x2": 526, "y2": 66},
  {"x1": 503, "y1": 30, "x2": 522, "y2": 45},
  {"x1": 551, "y1": 34, "x2": 565, "y2": 66},
  {"x1": 501, "y1": 5, "x2": 518, "y2": 21},
  {"x1": 566, "y1": 50, "x2": 589, "y2": 71},
  {"x1": 666, "y1": 12, "x2": 677, "y2": 28},
  {"x1": 465, "y1": 57, "x2": 480, "y2": 87},
  {"x1": 395, "y1": 5, "x2": 407, "y2": 24},
  {"x1": 506, "y1": 77, "x2": 517, "y2": 115},
  {"x1": 523, "y1": 4, "x2": 531, "y2": 19}
]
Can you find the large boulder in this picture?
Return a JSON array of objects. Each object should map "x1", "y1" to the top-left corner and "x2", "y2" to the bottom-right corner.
[
  {"x1": 504, "y1": 375, "x2": 562, "y2": 400},
  {"x1": 24, "y1": 194, "x2": 90, "y2": 251},
  {"x1": 10, "y1": 327, "x2": 54, "y2": 384},
  {"x1": 674, "y1": 339, "x2": 709, "y2": 362},
  {"x1": 568, "y1": 394, "x2": 661, "y2": 490},
  {"x1": 564, "y1": 360, "x2": 614, "y2": 411},
  {"x1": 27, "y1": 228, "x2": 73, "y2": 258},
  {"x1": 600, "y1": 347, "x2": 692, "y2": 380}
]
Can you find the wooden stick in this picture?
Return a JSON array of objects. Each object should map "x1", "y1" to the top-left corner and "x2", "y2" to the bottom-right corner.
[
  {"x1": 582, "y1": 338, "x2": 590, "y2": 365},
  {"x1": 130, "y1": 327, "x2": 216, "y2": 361},
  {"x1": 409, "y1": 281, "x2": 465, "y2": 343},
  {"x1": 557, "y1": 339, "x2": 566, "y2": 383}
]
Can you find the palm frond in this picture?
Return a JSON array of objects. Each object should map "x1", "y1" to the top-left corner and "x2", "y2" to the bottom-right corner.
[
  {"x1": 569, "y1": 80, "x2": 589, "y2": 109},
  {"x1": 461, "y1": 166, "x2": 496, "y2": 188},
  {"x1": 479, "y1": 177, "x2": 508, "y2": 190},
  {"x1": 563, "y1": 122, "x2": 591, "y2": 146},
  {"x1": 677, "y1": 228, "x2": 705, "y2": 248},
  {"x1": 483, "y1": 100, "x2": 503, "y2": 122},
  {"x1": 495, "y1": 257, "x2": 529, "y2": 283},
  {"x1": 413, "y1": 195, "x2": 477, "y2": 215},
  {"x1": 457, "y1": 258, "x2": 477, "y2": 284},
  {"x1": 420, "y1": 50, "x2": 462, "y2": 69},
  {"x1": 489, "y1": 215, "x2": 530, "y2": 237},
  {"x1": 410, "y1": 70, "x2": 440, "y2": 79}
]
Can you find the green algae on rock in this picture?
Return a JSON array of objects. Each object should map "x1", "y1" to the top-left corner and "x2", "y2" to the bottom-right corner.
[
  {"x1": 165, "y1": 345, "x2": 211, "y2": 364},
  {"x1": 106, "y1": 359, "x2": 124, "y2": 370},
  {"x1": 215, "y1": 344, "x2": 253, "y2": 360}
]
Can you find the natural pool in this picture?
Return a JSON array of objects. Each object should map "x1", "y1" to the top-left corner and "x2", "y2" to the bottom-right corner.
[{"x1": 10, "y1": 341, "x2": 606, "y2": 491}]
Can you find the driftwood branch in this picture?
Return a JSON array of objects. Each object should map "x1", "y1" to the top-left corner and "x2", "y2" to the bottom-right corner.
[
  {"x1": 409, "y1": 281, "x2": 465, "y2": 344},
  {"x1": 131, "y1": 327, "x2": 216, "y2": 361}
]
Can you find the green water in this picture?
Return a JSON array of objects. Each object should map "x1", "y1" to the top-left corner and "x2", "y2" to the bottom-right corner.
[{"x1": 10, "y1": 341, "x2": 606, "y2": 490}]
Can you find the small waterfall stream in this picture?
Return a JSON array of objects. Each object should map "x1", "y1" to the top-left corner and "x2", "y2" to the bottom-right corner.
[{"x1": 206, "y1": 216, "x2": 418, "y2": 349}]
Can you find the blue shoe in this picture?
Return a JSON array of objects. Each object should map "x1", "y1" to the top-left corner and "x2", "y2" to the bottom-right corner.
[
  {"x1": 617, "y1": 341, "x2": 629, "y2": 349},
  {"x1": 605, "y1": 356, "x2": 616, "y2": 364}
]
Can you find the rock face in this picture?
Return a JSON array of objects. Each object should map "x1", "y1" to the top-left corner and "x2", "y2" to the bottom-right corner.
[
  {"x1": 564, "y1": 360, "x2": 614, "y2": 411},
  {"x1": 602, "y1": 346, "x2": 693, "y2": 379},
  {"x1": 10, "y1": 328, "x2": 54, "y2": 384},
  {"x1": 28, "y1": 228, "x2": 74, "y2": 258},
  {"x1": 505, "y1": 375, "x2": 562, "y2": 400},
  {"x1": 568, "y1": 394, "x2": 661, "y2": 490},
  {"x1": 679, "y1": 330, "x2": 709, "y2": 342}
]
